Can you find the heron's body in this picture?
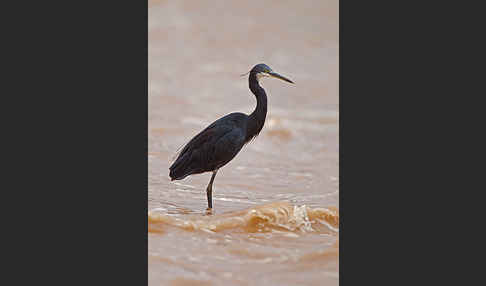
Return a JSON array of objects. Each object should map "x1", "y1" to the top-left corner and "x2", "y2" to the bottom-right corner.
[
  {"x1": 169, "y1": 112, "x2": 248, "y2": 180},
  {"x1": 169, "y1": 64, "x2": 293, "y2": 209}
]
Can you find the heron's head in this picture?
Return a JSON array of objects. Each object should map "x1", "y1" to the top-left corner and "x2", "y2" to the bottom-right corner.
[{"x1": 248, "y1": 63, "x2": 294, "y2": 84}]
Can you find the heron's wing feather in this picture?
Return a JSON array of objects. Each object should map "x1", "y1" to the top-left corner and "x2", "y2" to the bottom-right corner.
[
  {"x1": 170, "y1": 123, "x2": 233, "y2": 167},
  {"x1": 169, "y1": 122, "x2": 219, "y2": 164},
  {"x1": 171, "y1": 113, "x2": 246, "y2": 162},
  {"x1": 170, "y1": 124, "x2": 246, "y2": 174},
  {"x1": 169, "y1": 113, "x2": 248, "y2": 180},
  {"x1": 203, "y1": 127, "x2": 246, "y2": 167}
]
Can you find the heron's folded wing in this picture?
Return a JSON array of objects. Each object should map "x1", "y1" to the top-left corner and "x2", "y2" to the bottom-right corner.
[{"x1": 170, "y1": 123, "x2": 233, "y2": 164}]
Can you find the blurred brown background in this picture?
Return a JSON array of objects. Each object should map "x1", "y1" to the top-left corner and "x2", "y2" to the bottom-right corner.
[{"x1": 149, "y1": 1, "x2": 338, "y2": 285}]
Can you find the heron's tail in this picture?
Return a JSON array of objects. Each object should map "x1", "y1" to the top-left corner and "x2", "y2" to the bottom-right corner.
[{"x1": 169, "y1": 153, "x2": 193, "y2": 181}]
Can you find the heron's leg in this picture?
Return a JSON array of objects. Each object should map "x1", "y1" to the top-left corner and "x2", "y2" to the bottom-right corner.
[{"x1": 206, "y1": 169, "x2": 218, "y2": 209}]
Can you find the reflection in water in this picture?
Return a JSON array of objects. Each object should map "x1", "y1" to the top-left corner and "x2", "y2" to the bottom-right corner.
[{"x1": 149, "y1": 0, "x2": 338, "y2": 285}]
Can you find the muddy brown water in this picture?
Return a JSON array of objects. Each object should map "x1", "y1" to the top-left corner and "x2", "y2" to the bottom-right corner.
[{"x1": 149, "y1": 0, "x2": 338, "y2": 285}]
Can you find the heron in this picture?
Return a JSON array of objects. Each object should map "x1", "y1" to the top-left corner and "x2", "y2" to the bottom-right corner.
[{"x1": 169, "y1": 63, "x2": 294, "y2": 210}]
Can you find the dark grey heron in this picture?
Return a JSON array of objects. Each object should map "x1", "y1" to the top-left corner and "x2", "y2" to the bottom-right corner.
[{"x1": 169, "y1": 63, "x2": 294, "y2": 209}]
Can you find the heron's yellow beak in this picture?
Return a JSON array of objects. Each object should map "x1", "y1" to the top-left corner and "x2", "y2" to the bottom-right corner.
[{"x1": 268, "y1": 71, "x2": 294, "y2": 84}]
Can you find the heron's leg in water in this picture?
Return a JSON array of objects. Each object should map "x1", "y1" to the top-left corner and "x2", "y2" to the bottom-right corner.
[{"x1": 206, "y1": 169, "x2": 218, "y2": 209}]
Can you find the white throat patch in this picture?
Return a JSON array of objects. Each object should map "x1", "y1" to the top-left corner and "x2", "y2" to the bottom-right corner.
[{"x1": 256, "y1": 72, "x2": 269, "y2": 81}]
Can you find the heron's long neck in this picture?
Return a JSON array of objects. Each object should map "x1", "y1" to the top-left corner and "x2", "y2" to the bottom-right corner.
[{"x1": 246, "y1": 72, "x2": 267, "y2": 142}]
